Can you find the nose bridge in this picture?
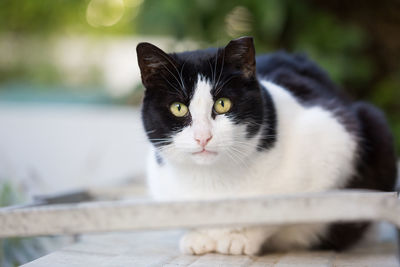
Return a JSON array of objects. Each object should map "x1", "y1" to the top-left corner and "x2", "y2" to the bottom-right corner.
[
  {"x1": 192, "y1": 110, "x2": 212, "y2": 135},
  {"x1": 191, "y1": 99, "x2": 213, "y2": 144},
  {"x1": 190, "y1": 75, "x2": 214, "y2": 145}
]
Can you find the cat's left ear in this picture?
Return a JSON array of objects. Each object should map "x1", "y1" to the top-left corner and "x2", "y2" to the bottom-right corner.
[
  {"x1": 224, "y1": 36, "x2": 256, "y2": 78},
  {"x1": 136, "y1": 42, "x2": 178, "y2": 88}
]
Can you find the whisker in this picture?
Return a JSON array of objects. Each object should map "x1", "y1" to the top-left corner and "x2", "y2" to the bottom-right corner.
[
  {"x1": 213, "y1": 49, "x2": 219, "y2": 86},
  {"x1": 225, "y1": 148, "x2": 252, "y2": 175},
  {"x1": 215, "y1": 75, "x2": 235, "y2": 95},
  {"x1": 208, "y1": 59, "x2": 215, "y2": 86},
  {"x1": 225, "y1": 149, "x2": 242, "y2": 168},
  {"x1": 155, "y1": 50, "x2": 184, "y2": 87},
  {"x1": 179, "y1": 55, "x2": 192, "y2": 97},
  {"x1": 161, "y1": 65, "x2": 185, "y2": 93},
  {"x1": 160, "y1": 74, "x2": 184, "y2": 98},
  {"x1": 215, "y1": 49, "x2": 225, "y2": 89}
]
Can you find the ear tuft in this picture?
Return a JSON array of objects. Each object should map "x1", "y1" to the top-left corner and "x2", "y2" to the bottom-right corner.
[{"x1": 224, "y1": 36, "x2": 256, "y2": 78}]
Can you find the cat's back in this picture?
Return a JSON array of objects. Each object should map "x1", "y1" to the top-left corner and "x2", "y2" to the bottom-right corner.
[{"x1": 256, "y1": 51, "x2": 349, "y2": 104}]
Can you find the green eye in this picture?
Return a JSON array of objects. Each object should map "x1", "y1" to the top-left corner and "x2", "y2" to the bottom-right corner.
[
  {"x1": 170, "y1": 102, "x2": 188, "y2": 117},
  {"x1": 214, "y1": 97, "x2": 232, "y2": 114}
]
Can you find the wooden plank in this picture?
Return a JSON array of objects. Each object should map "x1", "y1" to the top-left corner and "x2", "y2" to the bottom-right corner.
[
  {"x1": 21, "y1": 249, "x2": 115, "y2": 267},
  {"x1": 333, "y1": 242, "x2": 399, "y2": 267},
  {"x1": 274, "y1": 251, "x2": 334, "y2": 267},
  {"x1": 22, "y1": 230, "x2": 399, "y2": 267},
  {"x1": 249, "y1": 254, "x2": 284, "y2": 267},
  {"x1": 2, "y1": 191, "x2": 400, "y2": 238}
]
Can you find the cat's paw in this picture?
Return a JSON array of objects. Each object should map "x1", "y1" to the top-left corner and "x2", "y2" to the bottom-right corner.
[
  {"x1": 216, "y1": 232, "x2": 262, "y2": 256},
  {"x1": 180, "y1": 231, "x2": 216, "y2": 255}
]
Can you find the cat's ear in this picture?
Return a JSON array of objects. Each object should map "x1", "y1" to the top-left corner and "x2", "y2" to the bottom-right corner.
[
  {"x1": 136, "y1": 42, "x2": 177, "y2": 87},
  {"x1": 224, "y1": 36, "x2": 256, "y2": 78}
]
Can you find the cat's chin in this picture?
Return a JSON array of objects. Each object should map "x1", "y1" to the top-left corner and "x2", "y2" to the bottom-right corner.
[
  {"x1": 191, "y1": 149, "x2": 218, "y2": 156},
  {"x1": 190, "y1": 150, "x2": 219, "y2": 165}
]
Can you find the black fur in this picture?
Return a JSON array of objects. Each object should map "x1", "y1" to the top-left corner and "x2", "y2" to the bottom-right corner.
[{"x1": 137, "y1": 37, "x2": 397, "y2": 251}]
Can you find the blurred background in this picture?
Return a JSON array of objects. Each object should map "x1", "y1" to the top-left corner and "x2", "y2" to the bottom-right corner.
[{"x1": 1, "y1": 0, "x2": 399, "y2": 265}]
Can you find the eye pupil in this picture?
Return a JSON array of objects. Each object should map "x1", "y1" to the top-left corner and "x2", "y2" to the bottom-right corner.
[
  {"x1": 214, "y1": 97, "x2": 231, "y2": 114},
  {"x1": 170, "y1": 102, "x2": 188, "y2": 117}
]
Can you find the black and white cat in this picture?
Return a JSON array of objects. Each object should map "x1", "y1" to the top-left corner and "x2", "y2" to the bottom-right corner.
[{"x1": 136, "y1": 37, "x2": 397, "y2": 255}]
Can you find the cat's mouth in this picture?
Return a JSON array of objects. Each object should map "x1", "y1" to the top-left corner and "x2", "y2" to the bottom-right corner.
[{"x1": 192, "y1": 149, "x2": 218, "y2": 156}]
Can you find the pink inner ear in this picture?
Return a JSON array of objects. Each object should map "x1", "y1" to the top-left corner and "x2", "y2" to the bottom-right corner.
[{"x1": 147, "y1": 61, "x2": 166, "y2": 68}]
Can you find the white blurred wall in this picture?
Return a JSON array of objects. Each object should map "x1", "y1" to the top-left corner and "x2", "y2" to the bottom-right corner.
[{"x1": 0, "y1": 103, "x2": 149, "y2": 198}]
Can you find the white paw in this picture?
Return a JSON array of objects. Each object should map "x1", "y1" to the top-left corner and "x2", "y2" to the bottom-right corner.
[
  {"x1": 180, "y1": 231, "x2": 216, "y2": 255},
  {"x1": 216, "y1": 232, "x2": 261, "y2": 255}
]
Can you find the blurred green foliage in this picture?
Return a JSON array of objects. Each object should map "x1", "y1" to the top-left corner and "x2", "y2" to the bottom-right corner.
[
  {"x1": 0, "y1": 182, "x2": 23, "y2": 207},
  {"x1": 0, "y1": 0, "x2": 133, "y2": 35},
  {"x1": 137, "y1": 0, "x2": 372, "y2": 83},
  {"x1": 0, "y1": 0, "x2": 399, "y2": 151}
]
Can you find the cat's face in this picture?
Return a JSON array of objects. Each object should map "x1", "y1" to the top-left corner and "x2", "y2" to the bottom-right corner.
[{"x1": 137, "y1": 37, "x2": 264, "y2": 166}]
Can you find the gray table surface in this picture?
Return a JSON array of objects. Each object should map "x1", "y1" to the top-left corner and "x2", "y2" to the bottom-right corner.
[{"x1": 23, "y1": 228, "x2": 399, "y2": 267}]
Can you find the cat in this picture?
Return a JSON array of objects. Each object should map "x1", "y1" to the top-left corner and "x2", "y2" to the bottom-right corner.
[{"x1": 136, "y1": 36, "x2": 397, "y2": 255}]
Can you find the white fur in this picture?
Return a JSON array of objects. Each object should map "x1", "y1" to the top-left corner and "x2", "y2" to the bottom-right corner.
[{"x1": 146, "y1": 77, "x2": 358, "y2": 255}]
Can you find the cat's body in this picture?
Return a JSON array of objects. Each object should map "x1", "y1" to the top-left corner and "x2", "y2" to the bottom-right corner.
[{"x1": 137, "y1": 37, "x2": 397, "y2": 255}]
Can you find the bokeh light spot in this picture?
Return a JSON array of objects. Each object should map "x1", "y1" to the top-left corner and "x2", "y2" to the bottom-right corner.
[
  {"x1": 225, "y1": 6, "x2": 253, "y2": 37},
  {"x1": 123, "y1": 0, "x2": 143, "y2": 8},
  {"x1": 86, "y1": 0, "x2": 125, "y2": 27}
]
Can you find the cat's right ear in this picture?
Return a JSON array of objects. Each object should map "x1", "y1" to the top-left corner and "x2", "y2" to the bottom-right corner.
[
  {"x1": 136, "y1": 42, "x2": 177, "y2": 87},
  {"x1": 224, "y1": 36, "x2": 256, "y2": 78}
]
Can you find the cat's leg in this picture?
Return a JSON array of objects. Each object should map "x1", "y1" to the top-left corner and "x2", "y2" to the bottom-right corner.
[{"x1": 180, "y1": 226, "x2": 277, "y2": 255}]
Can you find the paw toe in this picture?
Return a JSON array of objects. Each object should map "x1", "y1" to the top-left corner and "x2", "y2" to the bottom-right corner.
[
  {"x1": 216, "y1": 233, "x2": 261, "y2": 255},
  {"x1": 216, "y1": 237, "x2": 231, "y2": 254},
  {"x1": 180, "y1": 232, "x2": 215, "y2": 255},
  {"x1": 230, "y1": 239, "x2": 245, "y2": 255}
]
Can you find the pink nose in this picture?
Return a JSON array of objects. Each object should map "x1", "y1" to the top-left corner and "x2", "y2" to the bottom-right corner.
[{"x1": 195, "y1": 133, "x2": 213, "y2": 147}]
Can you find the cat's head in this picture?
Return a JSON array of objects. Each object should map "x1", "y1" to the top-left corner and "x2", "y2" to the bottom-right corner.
[{"x1": 137, "y1": 37, "x2": 265, "y2": 166}]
